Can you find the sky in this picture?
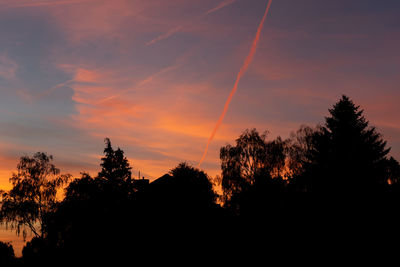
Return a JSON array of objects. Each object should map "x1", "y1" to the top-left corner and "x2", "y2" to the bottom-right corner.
[
  {"x1": 1, "y1": 0, "x2": 400, "y2": 256},
  {"x1": 0, "y1": 0, "x2": 400, "y2": 190}
]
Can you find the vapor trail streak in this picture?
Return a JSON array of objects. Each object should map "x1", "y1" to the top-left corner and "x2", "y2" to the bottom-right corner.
[
  {"x1": 145, "y1": 0, "x2": 236, "y2": 47},
  {"x1": 11, "y1": 0, "x2": 89, "y2": 8},
  {"x1": 204, "y1": 0, "x2": 236, "y2": 16},
  {"x1": 198, "y1": 0, "x2": 273, "y2": 168},
  {"x1": 145, "y1": 26, "x2": 184, "y2": 47}
]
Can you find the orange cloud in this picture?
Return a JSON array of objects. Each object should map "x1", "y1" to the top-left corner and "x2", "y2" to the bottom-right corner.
[
  {"x1": 73, "y1": 68, "x2": 103, "y2": 83},
  {"x1": 57, "y1": 62, "x2": 241, "y2": 178}
]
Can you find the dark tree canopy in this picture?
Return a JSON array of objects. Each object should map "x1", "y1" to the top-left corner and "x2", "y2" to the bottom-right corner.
[
  {"x1": 63, "y1": 172, "x2": 100, "y2": 202},
  {"x1": 98, "y1": 138, "x2": 132, "y2": 183},
  {"x1": 142, "y1": 162, "x2": 218, "y2": 217},
  {"x1": 0, "y1": 152, "x2": 70, "y2": 239},
  {"x1": 286, "y1": 125, "x2": 319, "y2": 178},
  {"x1": 308, "y1": 95, "x2": 391, "y2": 192},
  {"x1": 169, "y1": 162, "x2": 217, "y2": 204},
  {"x1": 0, "y1": 241, "x2": 15, "y2": 265},
  {"x1": 387, "y1": 157, "x2": 400, "y2": 186},
  {"x1": 219, "y1": 129, "x2": 287, "y2": 213}
]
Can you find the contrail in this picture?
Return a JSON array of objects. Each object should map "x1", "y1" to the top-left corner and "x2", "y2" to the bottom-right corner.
[
  {"x1": 98, "y1": 63, "x2": 182, "y2": 104},
  {"x1": 145, "y1": 26, "x2": 184, "y2": 47},
  {"x1": 204, "y1": 0, "x2": 236, "y2": 16},
  {"x1": 10, "y1": 0, "x2": 89, "y2": 8},
  {"x1": 198, "y1": 0, "x2": 273, "y2": 168},
  {"x1": 146, "y1": 0, "x2": 237, "y2": 47},
  {"x1": 35, "y1": 79, "x2": 74, "y2": 101}
]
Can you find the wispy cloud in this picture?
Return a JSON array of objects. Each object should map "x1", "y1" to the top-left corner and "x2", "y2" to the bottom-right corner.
[
  {"x1": 204, "y1": 0, "x2": 236, "y2": 16},
  {"x1": 145, "y1": 0, "x2": 237, "y2": 46},
  {"x1": 7, "y1": 0, "x2": 89, "y2": 8},
  {"x1": 36, "y1": 79, "x2": 74, "y2": 100},
  {"x1": 137, "y1": 64, "x2": 182, "y2": 87},
  {"x1": 97, "y1": 63, "x2": 182, "y2": 104},
  {"x1": 145, "y1": 25, "x2": 184, "y2": 46}
]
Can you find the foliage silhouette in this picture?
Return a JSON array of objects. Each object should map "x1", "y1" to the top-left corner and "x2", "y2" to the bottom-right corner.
[
  {"x1": 219, "y1": 129, "x2": 288, "y2": 215},
  {"x1": 0, "y1": 95, "x2": 400, "y2": 263},
  {"x1": 23, "y1": 142, "x2": 223, "y2": 264},
  {"x1": 38, "y1": 139, "x2": 136, "y2": 264},
  {"x1": 98, "y1": 138, "x2": 132, "y2": 184},
  {"x1": 21, "y1": 237, "x2": 47, "y2": 264},
  {"x1": 135, "y1": 162, "x2": 222, "y2": 226},
  {"x1": 131, "y1": 162, "x2": 226, "y2": 262},
  {"x1": 0, "y1": 241, "x2": 15, "y2": 265},
  {"x1": 285, "y1": 125, "x2": 323, "y2": 192},
  {"x1": 0, "y1": 152, "x2": 71, "y2": 239},
  {"x1": 300, "y1": 95, "x2": 392, "y2": 192},
  {"x1": 386, "y1": 157, "x2": 400, "y2": 191}
]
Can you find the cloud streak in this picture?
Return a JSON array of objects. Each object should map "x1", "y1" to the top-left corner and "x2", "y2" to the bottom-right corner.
[
  {"x1": 198, "y1": 0, "x2": 273, "y2": 167},
  {"x1": 204, "y1": 0, "x2": 236, "y2": 16},
  {"x1": 145, "y1": 0, "x2": 237, "y2": 46},
  {"x1": 4, "y1": 0, "x2": 89, "y2": 8},
  {"x1": 146, "y1": 26, "x2": 184, "y2": 46}
]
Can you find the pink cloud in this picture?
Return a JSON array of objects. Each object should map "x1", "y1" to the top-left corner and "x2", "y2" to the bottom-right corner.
[{"x1": 7, "y1": 0, "x2": 90, "y2": 8}]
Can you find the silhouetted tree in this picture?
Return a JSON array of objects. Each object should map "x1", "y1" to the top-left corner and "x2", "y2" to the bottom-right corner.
[
  {"x1": 219, "y1": 129, "x2": 287, "y2": 214},
  {"x1": 0, "y1": 152, "x2": 70, "y2": 239},
  {"x1": 21, "y1": 237, "x2": 47, "y2": 264},
  {"x1": 171, "y1": 162, "x2": 217, "y2": 203},
  {"x1": 40, "y1": 173, "x2": 105, "y2": 263},
  {"x1": 267, "y1": 136, "x2": 287, "y2": 179},
  {"x1": 0, "y1": 241, "x2": 15, "y2": 265},
  {"x1": 285, "y1": 125, "x2": 323, "y2": 192},
  {"x1": 385, "y1": 157, "x2": 400, "y2": 191},
  {"x1": 147, "y1": 162, "x2": 218, "y2": 215},
  {"x1": 34, "y1": 140, "x2": 136, "y2": 264},
  {"x1": 98, "y1": 138, "x2": 132, "y2": 184},
  {"x1": 286, "y1": 125, "x2": 318, "y2": 177},
  {"x1": 63, "y1": 172, "x2": 101, "y2": 202},
  {"x1": 306, "y1": 95, "x2": 391, "y2": 192},
  {"x1": 131, "y1": 162, "x2": 223, "y2": 260}
]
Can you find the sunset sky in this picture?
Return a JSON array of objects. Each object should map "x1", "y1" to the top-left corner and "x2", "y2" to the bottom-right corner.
[{"x1": 1, "y1": 0, "x2": 399, "y2": 190}]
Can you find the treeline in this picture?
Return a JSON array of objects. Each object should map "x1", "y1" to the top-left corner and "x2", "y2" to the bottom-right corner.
[{"x1": 1, "y1": 95, "x2": 400, "y2": 265}]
